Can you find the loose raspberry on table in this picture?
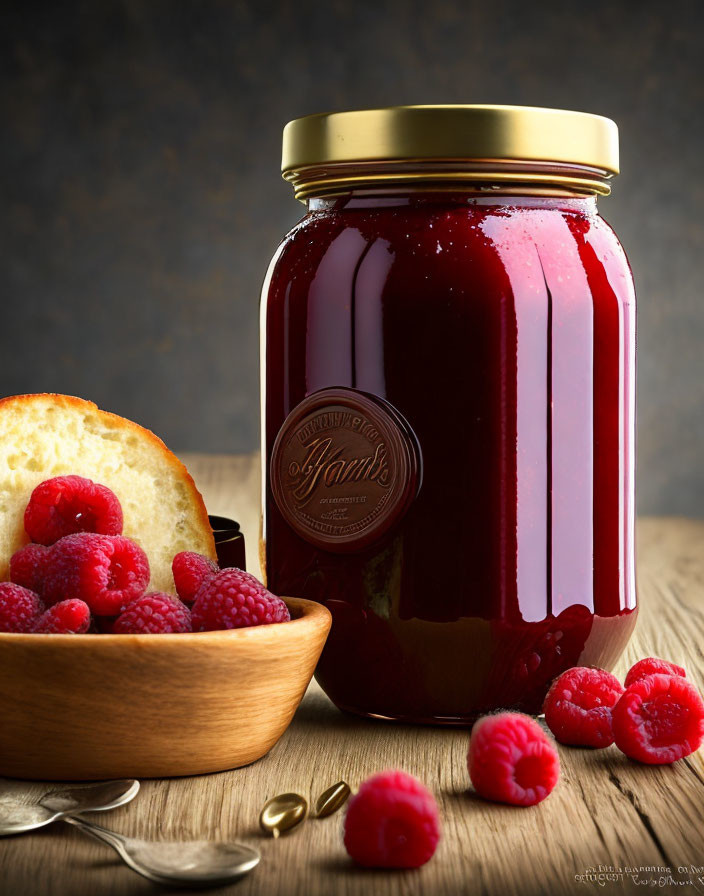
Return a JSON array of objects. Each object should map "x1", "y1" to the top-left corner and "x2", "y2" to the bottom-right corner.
[
  {"x1": 44, "y1": 533, "x2": 150, "y2": 615},
  {"x1": 24, "y1": 475, "x2": 123, "y2": 546},
  {"x1": 172, "y1": 551, "x2": 219, "y2": 604},
  {"x1": 468, "y1": 712, "x2": 560, "y2": 807},
  {"x1": 33, "y1": 599, "x2": 91, "y2": 634},
  {"x1": 0, "y1": 583, "x2": 44, "y2": 633},
  {"x1": 10, "y1": 543, "x2": 50, "y2": 595},
  {"x1": 624, "y1": 657, "x2": 686, "y2": 688},
  {"x1": 543, "y1": 667, "x2": 624, "y2": 748},
  {"x1": 612, "y1": 673, "x2": 704, "y2": 764},
  {"x1": 114, "y1": 592, "x2": 192, "y2": 634},
  {"x1": 343, "y1": 770, "x2": 440, "y2": 869},
  {"x1": 191, "y1": 569, "x2": 290, "y2": 631}
]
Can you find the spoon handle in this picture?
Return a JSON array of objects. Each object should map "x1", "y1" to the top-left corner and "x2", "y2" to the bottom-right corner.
[{"x1": 62, "y1": 815, "x2": 129, "y2": 857}]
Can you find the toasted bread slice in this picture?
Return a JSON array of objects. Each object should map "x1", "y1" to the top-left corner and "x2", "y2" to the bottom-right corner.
[{"x1": 0, "y1": 394, "x2": 215, "y2": 595}]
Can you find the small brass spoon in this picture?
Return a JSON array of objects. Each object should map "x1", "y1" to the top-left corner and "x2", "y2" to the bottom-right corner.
[
  {"x1": 315, "y1": 781, "x2": 351, "y2": 818},
  {"x1": 259, "y1": 793, "x2": 307, "y2": 838}
]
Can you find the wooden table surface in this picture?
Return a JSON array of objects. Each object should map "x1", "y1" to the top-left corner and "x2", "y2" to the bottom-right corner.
[{"x1": 2, "y1": 452, "x2": 703, "y2": 896}]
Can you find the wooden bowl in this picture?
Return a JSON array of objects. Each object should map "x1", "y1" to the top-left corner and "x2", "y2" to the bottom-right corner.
[{"x1": 0, "y1": 598, "x2": 330, "y2": 780}]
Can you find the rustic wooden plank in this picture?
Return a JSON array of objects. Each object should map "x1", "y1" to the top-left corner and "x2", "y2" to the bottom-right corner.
[{"x1": 1, "y1": 454, "x2": 702, "y2": 896}]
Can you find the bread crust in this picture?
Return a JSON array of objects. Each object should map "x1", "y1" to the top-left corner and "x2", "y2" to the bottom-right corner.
[{"x1": 0, "y1": 393, "x2": 216, "y2": 587}]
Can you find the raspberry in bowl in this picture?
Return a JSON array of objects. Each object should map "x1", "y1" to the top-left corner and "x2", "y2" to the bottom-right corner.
[
  {"x1": 0, "y1": 543, "x2": 328, "y2": 780},
  {"x1": 0, "y1": 394, "x2": 331, "y2": 780}
]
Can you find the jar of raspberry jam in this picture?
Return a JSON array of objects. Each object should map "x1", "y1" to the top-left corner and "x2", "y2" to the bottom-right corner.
[{"x1": 261, "y1": 105, "x2": 636, "y2": 723}]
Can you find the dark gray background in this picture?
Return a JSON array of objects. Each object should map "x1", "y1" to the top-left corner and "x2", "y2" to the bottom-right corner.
[{"x1": 2, "y1": 0, "x2": 702, "y2": 515}]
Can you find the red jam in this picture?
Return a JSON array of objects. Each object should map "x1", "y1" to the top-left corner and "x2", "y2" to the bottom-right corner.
[
  {"x1": 263, "y1": 106, "x2": 636, "y2": 722},
  {"x1": 262, "y1": 191, "x2": 636, "y2": 722}
]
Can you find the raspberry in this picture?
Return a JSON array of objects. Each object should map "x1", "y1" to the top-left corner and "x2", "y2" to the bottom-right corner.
[
  {"x1": 625, "y1": 657, "x2": 686, "y2": 688},
  {"x1": 114, "y1": 592, "x2": 192, "y2": 634},
  {"x1": 0, "y1": 583, "x2": 44, "y2": 633},
  {"x1": 191, "y1": 569, "x2": 290, "y2": 631},
  {"x1": 468, "y1": 712, "x2": 560, "y2": 806},
  {"x1": 24, "y1": 475, "x2": 123, "y2": 546},
  {"x1": 44, "y1": 533, "x2": 150, "y2": 615},
  {"x1": 33, "y1": 599, "x2": 90, "y2": 633},
  {"x1": 612, "y1": 673, "x2": 704, "y2": 764},
  {"x1": 10, "y1": 543, "x2": 50, "y2": 595},
  {"x1": 343, "y1": 770, "x2": 440, "y2": 868},
  {"x1": 543, "y1": 667, "x2": 624, "y2": 748},
  {"x1": 172, "y1": 551, "x2": 219, "y2": 604}
]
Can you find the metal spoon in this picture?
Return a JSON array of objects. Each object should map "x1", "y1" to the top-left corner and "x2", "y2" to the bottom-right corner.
[
  {"x1": 0, "y1": 779, "x2": 140, "y2": 836},
  {"x1": 63, "y1": 815, "x2": 260, "y2": 888}
]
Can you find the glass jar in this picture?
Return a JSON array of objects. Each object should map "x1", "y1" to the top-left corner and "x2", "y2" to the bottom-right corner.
[{"x1": 261, "y1": 106, "x2": 637, "y2": 723}]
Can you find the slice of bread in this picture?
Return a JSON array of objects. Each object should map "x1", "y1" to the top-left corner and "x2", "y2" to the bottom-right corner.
[{"x1": 0, "y1": 394, "x2": 216, "y2": 595}]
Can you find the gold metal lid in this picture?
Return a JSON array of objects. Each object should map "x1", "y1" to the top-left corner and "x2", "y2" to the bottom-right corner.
[{"x1": 282, "y1": 105, "x2": 619, "y2": 200}]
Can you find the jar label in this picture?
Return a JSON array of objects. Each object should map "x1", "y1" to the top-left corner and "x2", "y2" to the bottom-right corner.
[{"x1": 270, "y1": 388, "x2": 421, "y2": 552}]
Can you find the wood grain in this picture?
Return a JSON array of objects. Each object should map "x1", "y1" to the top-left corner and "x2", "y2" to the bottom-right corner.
[{"x1": 1, "y1": 453, "x2": 703, "y2": 896}]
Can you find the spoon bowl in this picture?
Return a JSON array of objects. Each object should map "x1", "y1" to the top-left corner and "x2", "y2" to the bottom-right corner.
[
  {"x1": 0, "y1": 779, "x2": 139, "y2": 836},
  {"x1": 0, "y1": 803, "x2": 56, "y2": 836}
]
